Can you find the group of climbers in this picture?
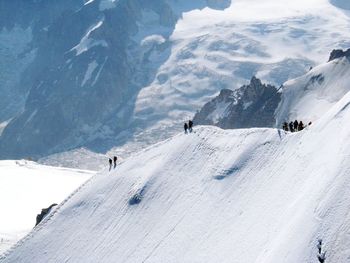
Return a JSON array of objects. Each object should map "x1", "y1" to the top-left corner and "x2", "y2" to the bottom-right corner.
[
  {"x1": 184, "y1": 120, "x2": 194, "y2": 134},
  {"x1": 107, "y1": 121, "x2": 195, "y2": 169},
  {"x1": 108, "y1": 156, "x2": 118, "y2": 171},
  {"x1": 282, "y1": 120, "x2": 311, "y2": 132}
]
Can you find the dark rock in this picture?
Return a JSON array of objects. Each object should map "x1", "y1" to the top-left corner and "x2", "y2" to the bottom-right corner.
[
  {"x1": 328, "y1": 48, "x2": 350, "y2": 62},
  {"x1": 35, "y1": 203, "x2": 57, "y2": 226},
  {"x1": 193, "y1": 76, "x2": 281, "y2": 129}
]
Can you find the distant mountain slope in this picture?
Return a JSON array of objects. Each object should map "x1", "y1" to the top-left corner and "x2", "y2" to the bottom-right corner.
[
  {"x1": 1, "y1": 0, "x2": 350, "y2": 165},
  {"x1": 193, "y1": 49, "x2": 350, "y2": 130},
  {"x1": 193, "y1": 77, "x2": 280, "y2": 128},
  {"x1": 276, "y1": 49, "x2": 350, "y2": 126},
  {"x1": 0, "y1": 0, "x2": 229, "y2": 160},
  {"x1": 2, "y1": 89, "x2": 350, "y2": 262}
]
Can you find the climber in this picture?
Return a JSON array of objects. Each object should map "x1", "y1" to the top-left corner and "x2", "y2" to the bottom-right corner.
[
  {"x1": 113, "y1": 156, "x2": 117, "y2": 168},
  {"x1": 184, "y1": 122, "x2": 188, "y2": 134},
  {"x1": 109, "y1": 158, "x2": 113, "y2": 171},
  {"x1": 289, "y1": 121, "x2": 294, "y2": 132},
  {"x1": 293, "y1": 120, "x2": 298, "y2": 131},
  {"x1": 282, "y1": 122, "x2": 289, "y2": 131},
  {"x1": 298, "y1": 121, "x2": 304, "y2": 131},
  {"x1": 188, "y1": 120, "x2": 193, "y2": 133}
]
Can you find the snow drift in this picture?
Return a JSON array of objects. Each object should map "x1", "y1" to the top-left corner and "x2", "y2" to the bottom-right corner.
[{"x1": 2, "y1": 90, "x2": 350, "y2": 262}]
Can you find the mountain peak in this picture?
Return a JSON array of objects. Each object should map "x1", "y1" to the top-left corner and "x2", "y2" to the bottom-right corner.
[{"x1": 328, "y1": 48, "x2": 350, "y2": 62}]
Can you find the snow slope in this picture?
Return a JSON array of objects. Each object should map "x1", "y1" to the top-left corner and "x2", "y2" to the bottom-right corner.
[
  {"x1": 0, "y1": 161, "x2": 93, "y2": 254},
  {"x1": 276, "y1": 55, "x2": 350, "y2": 126},
  {"x1": 3, "y1": 91, "x2": 350, "y2": 262}
]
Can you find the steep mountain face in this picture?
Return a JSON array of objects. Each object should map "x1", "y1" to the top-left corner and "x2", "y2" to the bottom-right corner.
[
  {"x1": 193, "y1": 77, "x2": 280, "y2": 128},
  {"x1": 276, "y1": 50, "x2": 350, "y2": 126},
  {"x1": 194, "y1": 49, "x2": 350, "y2": 130},
  {"x1": 328, "y1": 48, "x2": 350, "y2": 61},
  {"x1": 0, "y1": 0, "x2": 230, "y2": 159},
  {"x1": 1, "y1": 0, "x2": 350, "y2": 165},
  {"x1": 330, "y1": 0, "x2": 350, "y2": 9}
]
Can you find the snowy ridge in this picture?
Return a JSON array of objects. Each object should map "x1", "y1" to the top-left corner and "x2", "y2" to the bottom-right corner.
[
  {"x1": 2, "y1": 89, "x2": 350, "y2": 262},
  {"x1": 0, "y1": 136, "x2": 177, "y2": 260},
  {"x1": 276, "y1": 56, "x2": 350, "y2": 126},
  {"x1": 0, "y1": 168, "x2": 98, "y2": 260}
]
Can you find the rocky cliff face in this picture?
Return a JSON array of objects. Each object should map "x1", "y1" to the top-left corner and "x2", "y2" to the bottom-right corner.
[
  {"x1": 193, "y1": 77, "x2": 280, "y2": 129},
  {"x1": 0, "y1": 0, "x2": 230, "y2": 159},
  {"x1": 328, "y1": 48, "x2": 350, "y2": 62}
]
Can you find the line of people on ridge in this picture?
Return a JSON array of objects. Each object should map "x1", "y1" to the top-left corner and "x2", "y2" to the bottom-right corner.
[
  {"x1": 282, "y1": 120, "x2": 312, "y2": 132},
  {"x1": 184, "y1": 120, "x2": 194, "y2": 134},
  {"x1": 107, "y1": 120, "x2": 195, "y2": 170},
  {"x1": 108, "y1": 156, "x2": 118, "y2": 171}
]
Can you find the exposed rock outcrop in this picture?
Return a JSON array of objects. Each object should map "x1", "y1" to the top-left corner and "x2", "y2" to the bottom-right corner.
[
  {"x1": 328, "y1": 48, "x2": 350, "y2": 62},
  {"x1": 35, "y1": 203, "x2": 57, "y2": 226},
  {"x1": 193, "y1": 77, "x2": 281, "y2": 129}
]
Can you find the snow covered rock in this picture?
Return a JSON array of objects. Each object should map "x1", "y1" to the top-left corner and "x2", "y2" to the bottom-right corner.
[
  {"x1": 2, "y1": 0, "x2": 350, "y2": 168},
  {"x1": 0, "y1": 0, "x2": 229, "y2": 160},
  {"x1": 276, "y1": 51, "x2": 350, "y2": 127},
  {"x1": 193, "y1": 77, "x2": 280, "y2": 128},
  {"x1": 328, "y1": 48, "x2": 350, "y2": 62},
  {"x1": 35, "y1": 204, "x2": 57, "y2": 226}
]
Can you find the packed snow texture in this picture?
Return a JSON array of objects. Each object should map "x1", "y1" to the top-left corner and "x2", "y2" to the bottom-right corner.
[
  {"x1": 0, "y1": 161, "x2": 93, "y2": 254},
  {"x1": 276, "y1": 56, "x2": 350, "y2": 126},
  {"x1": 3, "y1": 88, "x2": 350, "y2": 262}
]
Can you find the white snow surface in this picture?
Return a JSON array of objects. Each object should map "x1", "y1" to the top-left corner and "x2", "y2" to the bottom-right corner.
[
  {"x1": 207, "y1": 100, "x2": 231, "y2": 123},
  {"x1": 276, "y1": 56, "x2": 350, "y2": 125},
  {"x1": 3, "y1": 90, "x2": 350, "y2": 262},
  {"x1": 0, "y1": 161, "x2": 93, "y2": 254},
  {"x1": 71, "y1": 20, "x2": 107, "y2": 56}
]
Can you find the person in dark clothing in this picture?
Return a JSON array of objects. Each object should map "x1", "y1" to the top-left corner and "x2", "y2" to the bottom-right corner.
[
  {"x1": 113, "y1": 156, "x2": 117, "y2": 168},
  {"x1": 289, "y1": 122, "x2": 294, "y2": 132},
  {"x1": 293, "y1": 120, "x2": 298, "y2": 131},
  {"x1": 184, "y1": 122, "x2": 188, "y2": 134},
  {"x1": 109, "y1": 158, "x2": 112, "y2": 171},
  {"x1": 282, "y1": 122, "x2": 289, "y2": 131},
  {"x1": 188, "y1": 120, "x2": 193, "y2": 132},
  {"x1": 298, "y1": 121, "x2": 304, "y2": 131}
]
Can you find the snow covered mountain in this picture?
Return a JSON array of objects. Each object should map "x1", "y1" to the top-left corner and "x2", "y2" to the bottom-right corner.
[
  {"x1": 193, "y1": 48, "x2": 350, "y2": 130},
  {"x1": 1, "y1": 0, "x2": 350, "y2": 165},
  {"x1": 2, "y1": 88, "x2": 350, "y2": 262},
  {"x1": 0, "y1": 160, "x2": 93, "y2": 254},
  {"x1": 194, "y1": 49, "x2": 350, "y2": 129},
  {"x1": 276, "y1": 48, "x2": 350, "y2": 127},
  {"x1": 193, "y1": 76, "x2": 280, "y2": 129}
]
